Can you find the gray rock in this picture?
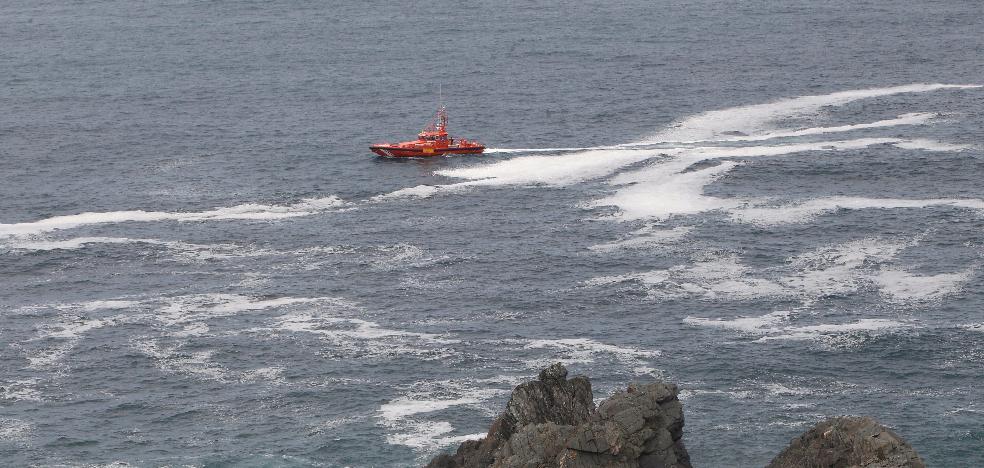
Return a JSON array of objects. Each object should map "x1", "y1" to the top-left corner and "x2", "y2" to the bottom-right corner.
[
  {"x1": 767, "y1": 416, "x2": 926, "y2": 468},
  {"x1": 426, "y1": 364, "x2": 691, "y2": 468},
  {"x1": 426, "y1": 363, "x2": 595, "y2": 468}
]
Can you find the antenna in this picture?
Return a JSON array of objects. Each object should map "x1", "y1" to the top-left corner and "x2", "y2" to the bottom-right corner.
[{"x1": 439, "y1": 84, "x2": 443, "y2": 108}]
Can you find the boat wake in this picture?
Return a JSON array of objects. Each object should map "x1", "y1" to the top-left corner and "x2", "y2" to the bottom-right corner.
[{"x1": 0, "y1": 196, "x2": 348, "y2": 238}]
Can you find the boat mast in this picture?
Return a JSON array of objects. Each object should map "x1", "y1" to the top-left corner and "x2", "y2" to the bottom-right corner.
[{"x1": 437, "y1": 84, "x2": 447, "y2": 134}]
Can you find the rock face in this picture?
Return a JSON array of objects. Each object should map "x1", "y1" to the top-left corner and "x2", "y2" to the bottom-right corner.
[
  {"x1": 767, "y1": 416, "x2": 926, "y2": 468},
  {"x1": 426, "y1": 363, "x2": 691, "y2": 468}
]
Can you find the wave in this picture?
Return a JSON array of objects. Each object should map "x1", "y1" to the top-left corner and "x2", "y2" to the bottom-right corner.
[
  {"x1": 587, "y1": 225, "x2": 693, "y2": 252},
  {"x1": 586, "y1": 252, "x2": 788, "y2": 301},
  {"x1": 683, "y1": 310, "x2": 791, "y2": 333},
  {"x1": 0, "y1": 418, "x2": 32, "y2": 442},
  {"x1": 384, "y1": 420, "x2": 485, "y2": 451},
  {"x1": 730, "y1": 196, "x2": 984, "y2": 226},
  {"x1": 3, "y1": 236, "x2": 277, "y2": 262},
  {"x1": 780, "y1": 237, "x2": 914, "y2": 298},
  {"x1": 684, "y1": 310, "x2": 915, "y2": 343},
  {"x1": 273, "y1": 312, "x2": 459, "y2": 345},
  {"x1": 893, "y1": 138, "x2": 974, "y2": 152},
  {"x1": 521, "y1": 337, "x2": 662, "y2": 376},
  {"x1": 870, "y1": 267, "x2": 974, "y2": 303},
  {"x1": 754, "y1": 319, "x2": 915, "y2": 342},
  {"x1": 371, "y1": 184, "x2": 444, "y2": 200},
  {"x1": 378, "y1": 376, "x2": 517, "y2": 452},
  {"x1": 0, "y1": 379, "x2": 43, "y2": 402},
  {"x1": 587, "y1": 236, "x2": 976, "y2": 305},
  {"x1": 0, "y1": 195, "x2": 347, "y2": 237},
  {"x1": 379, "y1": 385, "x2": 508, "y2": 422},
  {"x1": 134, "y1": 340, "x2": 230, "y2": 381},
  {"x1": 637, "y1": 83, "x2": 981, "y2": 143}
]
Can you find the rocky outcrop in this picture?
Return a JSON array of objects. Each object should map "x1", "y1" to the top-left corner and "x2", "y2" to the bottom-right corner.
[
  {"x1": 767, "y1": 416, "x2": 925, "y2": 468},
  {"x1": 426, "y1": 363, "x2": 691, "y2": 468},
  {"x1": 429, "y1": 366, "x2": 927, "y2": 468}
]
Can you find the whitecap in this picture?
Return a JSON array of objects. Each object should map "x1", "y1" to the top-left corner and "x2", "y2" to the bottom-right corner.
[
  {"x1": 0, "y1": 418, "x2": 32, "y2": 442},
  {"x1": 588, "y1": 225, "x2": 693, "y2": 252},
  {"x1": 384, "y1": 420, "x2": 485, "y2": 451},
  {"x1": 870, "y1": 267, "x2": 974, "y2": 302},
  {"x1": 683, "y1": 310, "x2": 791, "y2": 334},
  {"x1": 754, "y1": 319, "x2": 914, "y2": 342}
]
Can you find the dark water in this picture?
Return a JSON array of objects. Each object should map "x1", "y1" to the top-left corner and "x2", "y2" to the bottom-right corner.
[{"x1": 2, "y1": 1, "x2": 984, "y2": 466}]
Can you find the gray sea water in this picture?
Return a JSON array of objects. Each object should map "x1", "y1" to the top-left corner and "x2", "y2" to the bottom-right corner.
[{"x1": 2, "y1": 1, "x2": 984, "y2": 466}]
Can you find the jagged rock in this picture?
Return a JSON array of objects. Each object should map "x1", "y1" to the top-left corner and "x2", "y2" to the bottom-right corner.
[
  {"x1": 426, "y1": 364, "x2": 691, "y2": 468},
  {"x1": 767, "y1": 416, "x2": 926, "y2": 468}
]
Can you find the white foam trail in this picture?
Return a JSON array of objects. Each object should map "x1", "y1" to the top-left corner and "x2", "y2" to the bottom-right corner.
[
  {"x1": 719, "y1": 113, "x2": 938, "y2": 142},
  {"x1": 620, "y1": 113, "x2": 939, "y2": 146},
  {"x1": 0, "y1": 195, "x2": 347, "y2": 237},
  {"x1": 484, "y1": 146, "x2": 616, "y2": 153},
  {"x1": 591, "y1": 160, "x2": 744, "y2": 221},
  {"x1": 893, "y1": 138, "x2": 974, "y2": 152},
  {"x1": 372, "y1": 148, "x2": 675, "y2": 199},
  {"x1": 731, "y1": 196, "x2": 984, "y2": 226},
  {"x1": 593, "y1": 138, "x2": 900, "y2": 222},
  {"x1": 638, "y1": 84, "x2": 981, "y2": 143},
  {"x1": 5, "y1": 236, "x2": 135, "y2": 250},
  {"x1": 435, "y1": 148, "x2": 674, "y2": 187}
]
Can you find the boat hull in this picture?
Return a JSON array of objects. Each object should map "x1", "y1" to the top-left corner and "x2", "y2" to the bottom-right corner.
[{"x1": 370, "y1": 145, "x2": 485, "y2": 158}]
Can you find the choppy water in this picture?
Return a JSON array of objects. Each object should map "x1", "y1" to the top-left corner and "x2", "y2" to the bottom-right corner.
[{"x1": 2, "y1": 1, "x2": 984, "y2": 466}]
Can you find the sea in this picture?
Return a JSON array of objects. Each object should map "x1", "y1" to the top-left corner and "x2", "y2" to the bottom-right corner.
[{"x1": 2, "y1": 1, "x2": 983, "y2": 466}]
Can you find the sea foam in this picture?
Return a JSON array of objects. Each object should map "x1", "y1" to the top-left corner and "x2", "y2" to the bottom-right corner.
[
  {"x1": 0, "y1": 195, "x2": 347, "y2": 237},
  {"x1": 637, "y1": 84, "x2": 981, "y2": 143}
]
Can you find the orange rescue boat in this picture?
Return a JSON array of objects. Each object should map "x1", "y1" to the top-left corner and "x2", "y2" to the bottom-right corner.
[{"x1": 370, "y1": 106, "x2": 485, "y2": 158}]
